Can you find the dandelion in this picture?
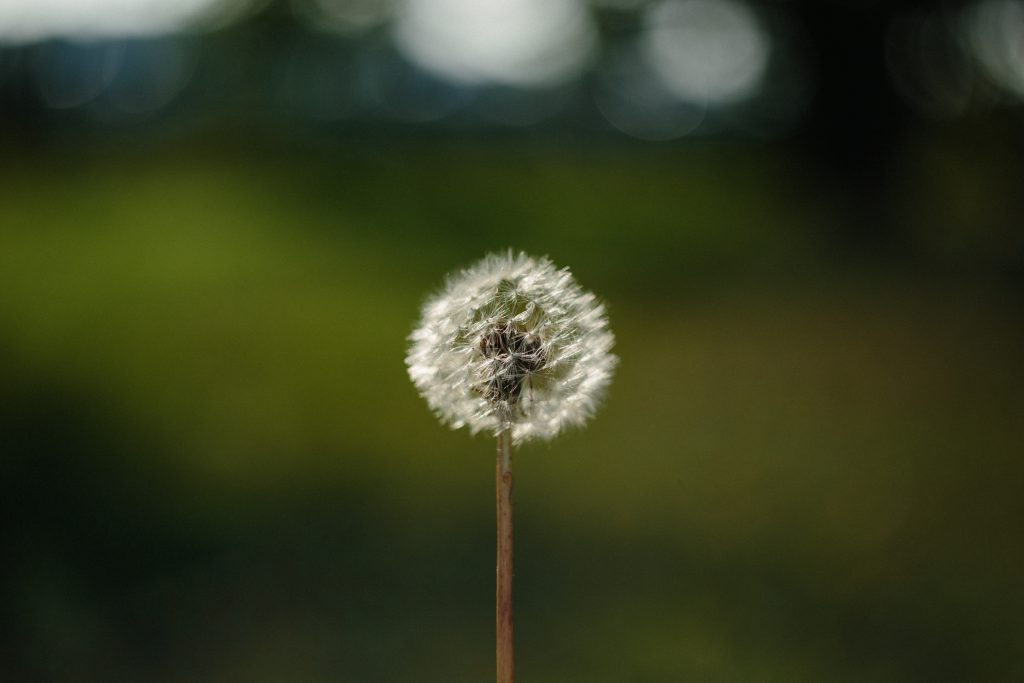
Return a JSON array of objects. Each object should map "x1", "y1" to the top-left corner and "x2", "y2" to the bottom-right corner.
[
  {"x1": 407, "y1": 251, "x2": 616, "y2": 443},
  {"x1": 406, "y1": 251, "x2": 617, "y2": 683}
]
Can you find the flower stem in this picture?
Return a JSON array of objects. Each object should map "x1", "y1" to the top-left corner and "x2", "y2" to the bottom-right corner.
[{"x1": 496, "y1": 429, "x2": 514, "y2": 683}]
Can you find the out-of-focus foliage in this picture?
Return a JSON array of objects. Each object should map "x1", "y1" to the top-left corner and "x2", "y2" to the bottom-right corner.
[
  {"x1": 2, "y1": 1, "x2": 1023, "y2": 681},
  {"x1": 2, "y1": 138, "x2": 1022, "y2": 682}
]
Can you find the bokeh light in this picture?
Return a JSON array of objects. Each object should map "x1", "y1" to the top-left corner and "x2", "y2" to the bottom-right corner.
[
  {"x1": 33, "y1": 42, "x2": 114, "y2": 110},
  {"x1": 392, "y1": 0, "x2": 597, "y2": 88},
  {"x1": 30, "y1": 38, "x2": 198, "y2": 117},
  {"x1": 594, "y1": 41, "x2": 707, "y2": 140},
  {"x1": 97, "y1": 39, "x2": 199, "y2": 117},
  {"x1": 962, "y1": 0, "x2": 1024, "y2": 100},
  {"x1": 0, "y1": 0, "x2": 256, "y2": 43},
  {"x1": 642, "y1": 0, "x2": 770, "y2": 106}
]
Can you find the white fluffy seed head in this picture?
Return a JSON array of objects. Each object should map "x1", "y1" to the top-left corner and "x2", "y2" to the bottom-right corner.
[{"x1": 407, "y1": 251, "x2": 617, "y2": 444}]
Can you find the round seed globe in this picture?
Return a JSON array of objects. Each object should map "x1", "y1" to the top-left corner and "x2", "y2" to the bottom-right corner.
[{"x1": 406, "y1": 251, "x2": 617, "y2": 443}]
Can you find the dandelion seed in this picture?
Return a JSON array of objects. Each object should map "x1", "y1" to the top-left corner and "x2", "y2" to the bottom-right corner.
[{"x1": 406, "y1": 250, "x2": 617, "y2": 444}]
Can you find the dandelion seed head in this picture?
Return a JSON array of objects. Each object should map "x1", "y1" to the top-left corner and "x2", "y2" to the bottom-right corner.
[{"x1": 407, "y1": 251, "x2": 617, "y2": 443}]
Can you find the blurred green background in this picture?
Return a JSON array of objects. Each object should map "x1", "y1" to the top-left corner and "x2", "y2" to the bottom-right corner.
[{"x1": 2, "y1": 1, "x2": 1024, "y2": 681}]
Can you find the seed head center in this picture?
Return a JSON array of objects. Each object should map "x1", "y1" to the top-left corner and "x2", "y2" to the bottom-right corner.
[{"x1": 479, "y1": 323, "x2": 546, "y2": 404}]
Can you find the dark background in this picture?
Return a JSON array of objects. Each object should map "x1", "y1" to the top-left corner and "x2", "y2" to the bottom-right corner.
[{"x1": 2, "y1": 0, "x2": 1023, "y2": 680}]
